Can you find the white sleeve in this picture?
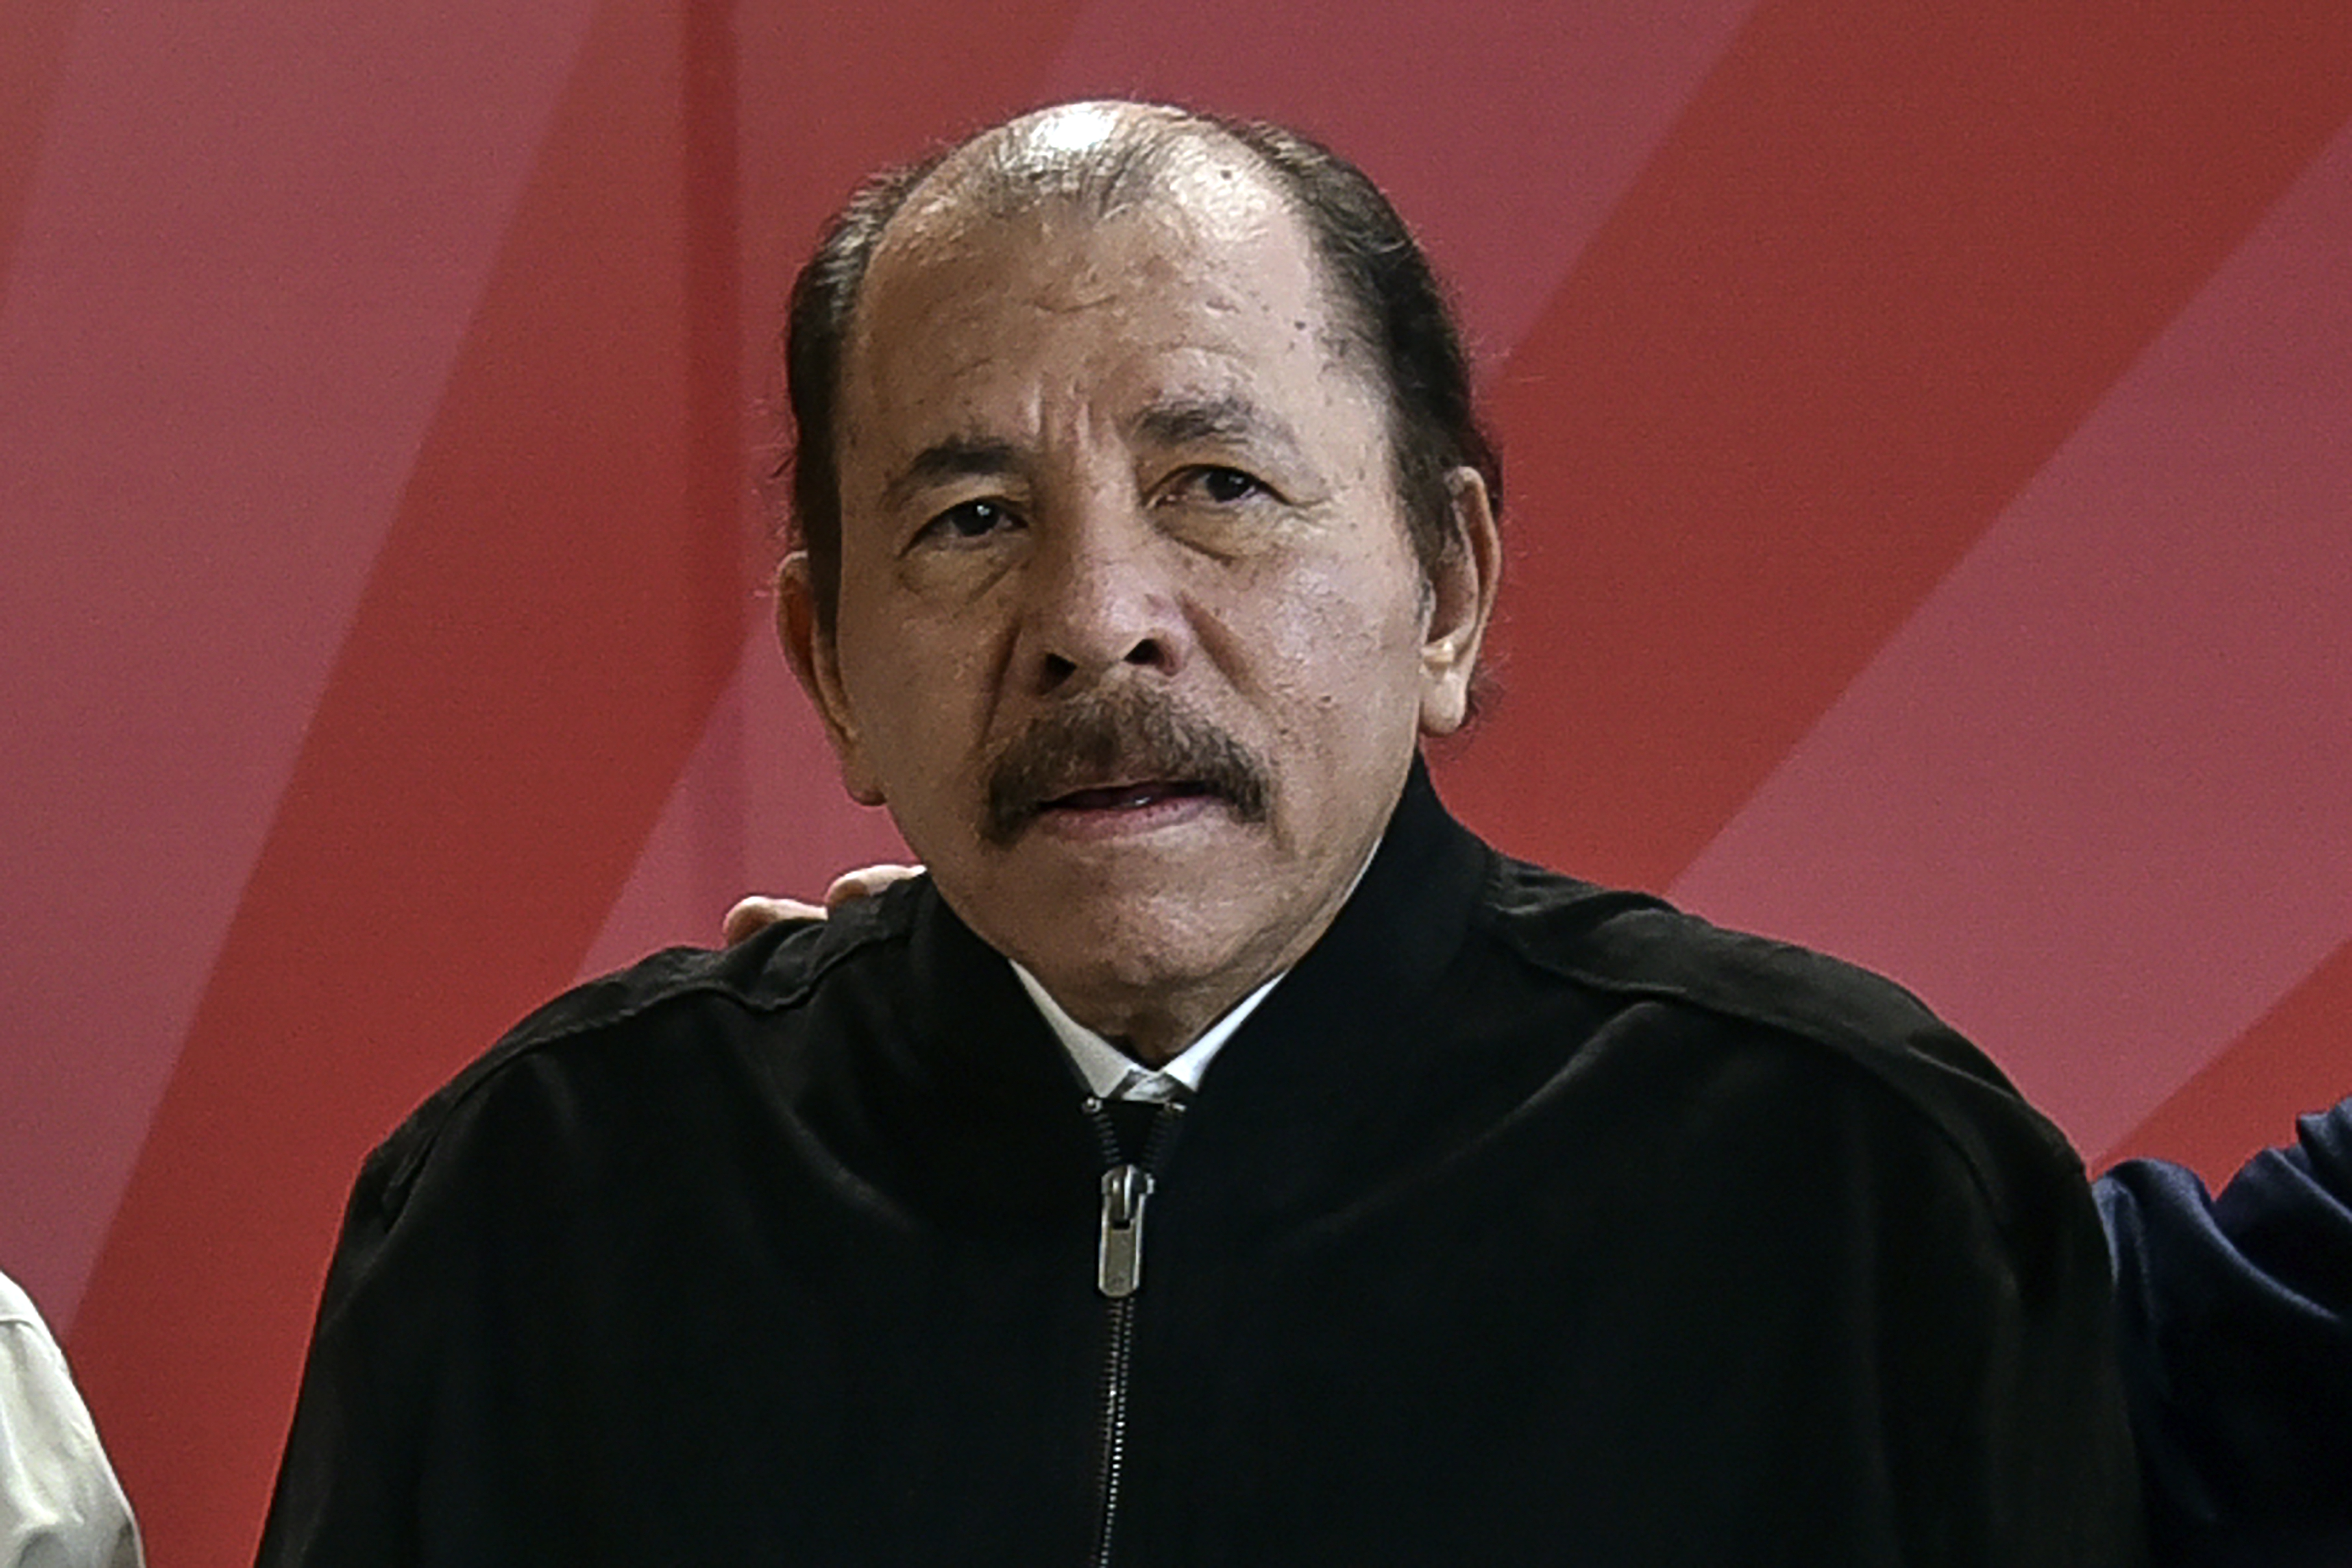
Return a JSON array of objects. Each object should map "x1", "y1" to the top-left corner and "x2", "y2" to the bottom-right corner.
[{"x1": 0, "y1": 1274, "x2": 143, "y2": 1568}]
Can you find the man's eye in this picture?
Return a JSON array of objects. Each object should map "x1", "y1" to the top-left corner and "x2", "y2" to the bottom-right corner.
[
  {"x1": 921, "y1": 499, "x2": 1014, "y2": 543},
  {"x1": 1167, "y1": 466, "x2": 1269, "y2": 506}
]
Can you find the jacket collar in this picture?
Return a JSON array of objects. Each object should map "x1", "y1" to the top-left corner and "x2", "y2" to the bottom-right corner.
[{"x1": 882, "y1": 756, "x2": 1491, "y2": 1173}]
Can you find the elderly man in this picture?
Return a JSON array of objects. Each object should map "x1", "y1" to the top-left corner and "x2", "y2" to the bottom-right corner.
[{"x1": 258, "y1": 103, "x2": 2145, "y2": 1565}]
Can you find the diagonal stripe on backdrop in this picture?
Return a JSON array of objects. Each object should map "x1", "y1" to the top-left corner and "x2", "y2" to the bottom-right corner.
[
  {"x1": 0, "y1": 0, "x2": 601, "y2": 1327},
  {"x1": 63, "y1": 4, "x2": 1076, "y2": 1563},
  {"x1": 1438, "y1": 0, "x2": 2352, "y2": 894},
  {"x1": 1662, "y1": 111, "x2": 2352, "y2": 1157},
  {"x1": 2101, "y1": 937, "x2": 2352, "y2": 1182},
  {"x1": 64, "y1": 5, "x2": 731, "y2": 1557}
]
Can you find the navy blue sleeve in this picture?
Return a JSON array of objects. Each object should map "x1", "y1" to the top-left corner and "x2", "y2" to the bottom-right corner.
[{"x1": 2098, "y1": 1096, "x2": 2352, "y2": 1568}]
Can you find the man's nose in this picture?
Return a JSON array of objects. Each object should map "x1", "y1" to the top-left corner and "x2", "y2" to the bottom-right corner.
[{"x1": 1017, "y1": 506, "x2": 1188, "y2": 696}]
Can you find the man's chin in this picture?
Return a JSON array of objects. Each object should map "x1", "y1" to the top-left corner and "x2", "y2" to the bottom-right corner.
[
  {"x1": 960, "y1": 847, "x2": 1273, "y2": 974},
  {"x1": 997, "y1": 914, "x2": 1270, "y2": 1049}
]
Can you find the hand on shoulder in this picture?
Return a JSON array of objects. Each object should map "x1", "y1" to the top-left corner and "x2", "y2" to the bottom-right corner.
[{"x1": 720, "y1": 864, "x2": 924, "y2": 944}]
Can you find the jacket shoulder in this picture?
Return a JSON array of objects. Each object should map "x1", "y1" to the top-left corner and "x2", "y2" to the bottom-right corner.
[
  {"x1": 1481, "y1": 858, "x2": 1955, "y2": 1056},
  {"x1": 1476, "y1": 856, "x2": 2089, "y2": 1246},
  {"x1": 356, "y1": 883, "x2": 920, "y2": 1217}
]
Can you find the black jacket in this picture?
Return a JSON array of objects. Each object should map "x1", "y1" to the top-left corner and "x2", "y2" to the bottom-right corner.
[{"x1": 259, "y1": 766, "x2": 2145, "y2": 1566}]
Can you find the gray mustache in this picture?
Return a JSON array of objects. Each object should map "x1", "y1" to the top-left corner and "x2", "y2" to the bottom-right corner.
[{"x1": 982, "y1": 689, "x2": 1274, "y2": 845}]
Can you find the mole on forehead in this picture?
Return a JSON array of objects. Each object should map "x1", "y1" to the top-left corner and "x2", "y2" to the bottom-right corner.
[{"x1": 857, "y1": 175, "x2": 1316, "y2": 347}]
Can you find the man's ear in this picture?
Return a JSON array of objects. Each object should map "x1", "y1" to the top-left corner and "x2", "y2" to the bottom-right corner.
[
  {"x1": 1417, "y1": 467, "x2": 1502, "y2": 736},
  {"x1": 776, "y1": 553, "x2": 887, "y2": 806}
]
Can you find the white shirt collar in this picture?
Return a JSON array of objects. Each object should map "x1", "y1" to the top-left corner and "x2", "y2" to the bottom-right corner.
[{"x1": 1010, "y1": 960, "x2": 1281, "y2": 1101}]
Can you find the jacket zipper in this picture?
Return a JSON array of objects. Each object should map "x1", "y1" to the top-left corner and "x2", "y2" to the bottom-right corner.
[{"x1": 1086, "y1": 1098, "x2": 1181, "y2": 1568}]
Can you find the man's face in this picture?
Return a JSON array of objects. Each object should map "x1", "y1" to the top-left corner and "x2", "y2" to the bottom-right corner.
[{"x1": 784, "y1": 148, "x2": 1491, "y2": 1053}]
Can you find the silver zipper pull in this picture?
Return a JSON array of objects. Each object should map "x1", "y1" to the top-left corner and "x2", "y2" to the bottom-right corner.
[{"x1": 1097, "y1": 1164, "x2": 1154, "y2": 1298}]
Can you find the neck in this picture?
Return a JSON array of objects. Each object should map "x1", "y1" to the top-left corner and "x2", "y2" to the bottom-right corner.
[
  {"x1": 1049, "y1": 985, "x2": 1242, "y2": 1068},
  {"x1": 1025, "y1": 828, "x2": 1391, "y2": 1066}
]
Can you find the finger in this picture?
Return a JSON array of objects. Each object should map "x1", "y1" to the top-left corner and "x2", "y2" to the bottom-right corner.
[
  {"x1": 822, "y1": 863, "x2": 924, "y2": 909},
  {"x1": 721, "y1": 895, "x2": 826, "y2": 945}
]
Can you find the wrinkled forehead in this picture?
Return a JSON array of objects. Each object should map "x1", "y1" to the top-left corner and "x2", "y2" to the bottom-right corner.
[
  {"x1": 859, "y1": 211, "x2": 1313, "y2": 362},
  {"x1": 851, "y1": 140, "x2": 1354, "y2": 420},
  {"x1": 845, "y1": 149, "x2": 1346, "y2": 434}
]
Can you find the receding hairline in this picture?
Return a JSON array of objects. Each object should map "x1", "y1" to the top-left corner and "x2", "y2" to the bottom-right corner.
[
  {"x1": 849, "y1": 104, "x2": 1339, "y2": 341},
  {"x1": 841, "y1": 105, "x2": 1380, "y2": 433},
  {"x1": 882, "y1": 101, "x2": 1277, "y2": 243}
]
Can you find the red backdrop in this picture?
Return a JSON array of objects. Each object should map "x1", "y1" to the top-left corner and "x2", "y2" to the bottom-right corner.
[{"x1": 3, "y1": 1, "x2": 2347, "y2": 1561}]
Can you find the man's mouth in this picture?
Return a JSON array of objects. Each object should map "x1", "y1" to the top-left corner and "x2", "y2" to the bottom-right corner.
[
  {"x1": 1042, "y1": 779, "x2": 1216, "y2": 814},
  {"x1": 982, "y1": 689, "x2": 1273, "y2": 847}
]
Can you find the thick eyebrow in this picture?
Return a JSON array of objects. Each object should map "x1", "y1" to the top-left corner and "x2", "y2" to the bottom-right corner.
[
  {"x1": 1129, "y1": 393, "x2": 1305, "y2": 459},
  {"x1": 880, "y1": 437, "x2": 1023, "y2": 512}
]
